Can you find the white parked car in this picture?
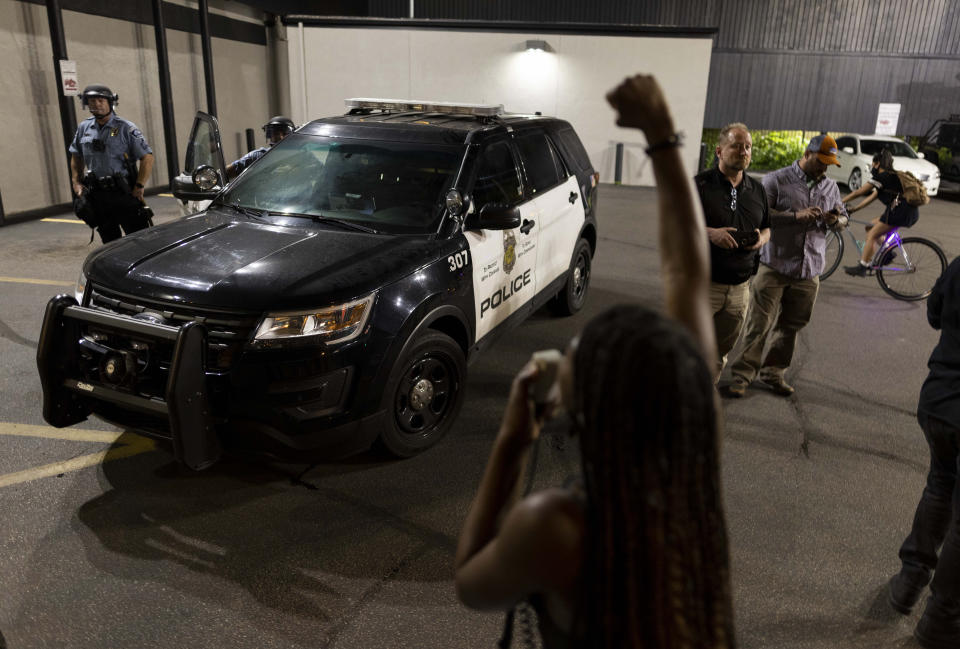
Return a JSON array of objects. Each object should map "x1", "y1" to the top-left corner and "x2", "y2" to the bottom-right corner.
[{"x1": 828, "y1": 134, "x2": 940, "y2": 196}]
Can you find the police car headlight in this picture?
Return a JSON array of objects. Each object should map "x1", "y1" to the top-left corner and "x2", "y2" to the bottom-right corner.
[
  {"x1": 75, "y1": 269, "x2": 87, "y2": 303},
  {"x1": 254, "y1": 293, "x2": 375, "y2": 343}
]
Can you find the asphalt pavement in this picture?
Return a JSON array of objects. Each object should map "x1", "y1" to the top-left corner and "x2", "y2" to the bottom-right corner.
[{"x1": 0, "y1": 185, "x2": 958, "y2": 648}]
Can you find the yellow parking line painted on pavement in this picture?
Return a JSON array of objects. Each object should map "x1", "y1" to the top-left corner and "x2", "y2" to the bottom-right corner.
[
  {"x1": 41, "y1": 218, "x2": 85, "y2": 224},
  {"x1": 0, "y1": 276, "x2": 74, "y2": 287},
  {"x1": 0, "y1": 422, "x2": 156, "y2": 488},
  {"x1": 158, "y1": 193, "x2": 173, "y2": 197},
  {"x1": 0, "y1": 422, "x2": 124, "y2": 443}
]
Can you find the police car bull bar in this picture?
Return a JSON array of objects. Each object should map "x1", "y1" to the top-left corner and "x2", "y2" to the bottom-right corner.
[{"x1": 37, "y1": 295, "x2": 220, "y2": 471}]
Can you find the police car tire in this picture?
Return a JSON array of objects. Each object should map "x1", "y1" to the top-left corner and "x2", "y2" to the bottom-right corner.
[
  {"x1": 378, "y1": 331, "x2": 466, "y2": 458},
  {"x1": 550, "y1": 238, "x2": 592, "y2": 316}
]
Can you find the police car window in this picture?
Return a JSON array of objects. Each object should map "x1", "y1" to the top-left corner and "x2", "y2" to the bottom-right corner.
[
  {"x1": 515, "y1": 132, "x2": 563, "y2": 195},
  {"x1": 472, "y1": 141, "x2": 523, "y2": 208},
  {"x1": 555, "y1": 129, "x2": 591, "y2": 171},
  {"x1": 218, "y1": 135, "x2": 460, "y2": 235},
  {"x1": 186, "y1": 120, "x2": 218, "y2": 172}
]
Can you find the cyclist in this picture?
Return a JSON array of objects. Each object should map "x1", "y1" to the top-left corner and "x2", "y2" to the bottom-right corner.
[{"x1": 842, "y1": 149, "x2": 919, "y2": 277}]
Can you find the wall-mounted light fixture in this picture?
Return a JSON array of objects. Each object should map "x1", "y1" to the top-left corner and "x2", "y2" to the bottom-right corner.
[{"x1": 525, "y1": 39, "x2": 551, "y2": 53}]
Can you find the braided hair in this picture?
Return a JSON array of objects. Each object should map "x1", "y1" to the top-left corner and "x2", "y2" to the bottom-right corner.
[{"x1": 571, "y1": 304, "x2": 735, "y2": 649}]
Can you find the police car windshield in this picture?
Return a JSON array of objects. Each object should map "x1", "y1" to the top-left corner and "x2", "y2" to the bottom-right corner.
[{"x1": 219, "y1": 134, "x2": 461, "y2": 235}]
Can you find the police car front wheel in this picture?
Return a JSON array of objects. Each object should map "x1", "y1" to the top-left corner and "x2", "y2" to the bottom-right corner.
[{"x1": 378, "y1": 331, "x2": 466, "y2": 457}]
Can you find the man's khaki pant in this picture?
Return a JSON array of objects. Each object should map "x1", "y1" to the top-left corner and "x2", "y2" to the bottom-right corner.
[
  {"x1": 729, "y1": 264, "x2": 820, "y2": 384},
  {"x1": 709, "y1": 280, "x2": 750, "y2": 380}
]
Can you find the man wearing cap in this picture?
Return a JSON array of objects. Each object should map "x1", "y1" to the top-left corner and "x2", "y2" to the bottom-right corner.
[
  {"x1": 226, "y1": 116, "x2": 295, "y2": 180},
  {"x1": 70, "y1": 84, "x2": 154, "y2": 243},
  {"x1": 726, "y1": 134, "x2": 848, "y2": 397}
]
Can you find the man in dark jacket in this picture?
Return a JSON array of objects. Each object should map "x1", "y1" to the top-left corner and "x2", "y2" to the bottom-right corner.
[
  {"x1": 695, "y1": 122, "x2": 770, "y2": 381},
  {"x1": 887, "y1": 254, "x2": 960, "y2": 649}
]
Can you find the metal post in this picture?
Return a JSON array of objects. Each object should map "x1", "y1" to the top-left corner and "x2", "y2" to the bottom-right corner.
[
  {"x1": 152, "y1": 0, "x2": 180, "y2": 183},
  {"x1": 198, "y1": 0, "x2": 217, "y2": 116},
  {"x1": 614, "y1": 142, "x2": 624, "y2": 185},
  {"x1": 45, "y1": 0, "x2": 78, "y2": 189},
  {"x1": 245, "y1": 128, "x2": 256, "y2": 152}
]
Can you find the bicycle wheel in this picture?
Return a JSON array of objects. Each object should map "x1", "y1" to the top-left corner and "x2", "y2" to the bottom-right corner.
[
  {"x1": 876, "y1": 237, "x2": 948, "y2": 301},
  {"x1": 819, "y1": 230, "x2": 844, "y2": 280}
]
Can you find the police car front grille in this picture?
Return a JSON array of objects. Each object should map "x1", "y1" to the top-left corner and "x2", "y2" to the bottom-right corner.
[{"x1": 88, "y1": 285, "x2": 260, "y2": 369}]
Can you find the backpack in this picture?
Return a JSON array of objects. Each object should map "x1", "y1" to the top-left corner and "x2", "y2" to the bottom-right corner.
[{"x1": 894, "y1": 170, "x2": 930, "y2": 206}]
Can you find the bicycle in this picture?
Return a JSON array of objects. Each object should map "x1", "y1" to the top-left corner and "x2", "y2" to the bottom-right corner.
[{"x1": 819, "y1": 216, "x2": 947, "y2": 301}]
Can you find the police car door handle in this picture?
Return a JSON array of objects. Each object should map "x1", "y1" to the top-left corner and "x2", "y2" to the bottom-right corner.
[
  {"x1": 520, "y1": 219, "x2": 535, "y2": 234},
  {"x1": 569, "y1": 191, "x2": 578, "y2": 204}
]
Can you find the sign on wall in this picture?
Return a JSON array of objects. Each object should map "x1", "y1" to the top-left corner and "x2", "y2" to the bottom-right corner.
[
  {"x1": 59, "y1": 60, "x2": 78, "y2": 96},
  {"x1": 875, "y1": 103, "x2": 901, "y2": 136}
]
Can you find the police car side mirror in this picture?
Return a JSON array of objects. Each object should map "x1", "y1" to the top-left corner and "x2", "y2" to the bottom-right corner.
[
  {"x1": 842, "y1": 147, "x2": 854, "y2": 155},
  {"x1": 192, "y1": 164, "x2": 223, "y2": 191},
  {"x1": 464, "y1": 204, "x2": 521, "y2": 231}
]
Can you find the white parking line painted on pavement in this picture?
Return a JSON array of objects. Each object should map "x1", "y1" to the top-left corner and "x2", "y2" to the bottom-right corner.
[
  {"x1": 0, "y1": 276, "x2": 74, "y2": 287},
  {"x1": 0, "y1": 422, "x2": 155, "y2": 488}
]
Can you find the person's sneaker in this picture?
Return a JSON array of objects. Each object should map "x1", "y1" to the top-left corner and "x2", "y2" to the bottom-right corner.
[
  {"x1": 758, "y1": 375, "x2": 794, "y2": 396},
  {"x1": 915, "y1": 612, "x2": 960, "y2": 649},
  {"x1": 888, "y1": 572, "x2": 926, "y2": 615},
  {"x1": 844, "y1": 263, "x2": 868, "y2": 277},
  {"x1": 725, "y1": 378, "x2": 748, "y2": 398}
]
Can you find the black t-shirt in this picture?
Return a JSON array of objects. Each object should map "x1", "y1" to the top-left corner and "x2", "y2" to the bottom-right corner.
[
  {"x1": 918, "y1": 255, "x2": 960, "y2": 427},
  {"x1": 868, "y1": 169, "x2": 902, "y2": 206},
  {"x1": 695, "y1": 166, "x2": 770, "y2": 285}
]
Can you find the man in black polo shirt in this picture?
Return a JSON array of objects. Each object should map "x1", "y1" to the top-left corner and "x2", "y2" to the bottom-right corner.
[{"x1": 695, "y1": 123, "x2": 770, "y2": 381}]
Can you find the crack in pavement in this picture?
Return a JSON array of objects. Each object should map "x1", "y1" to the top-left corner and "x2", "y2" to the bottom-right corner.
[
  {"x1": 0, "y1": 317, "x2": 38, "y2": 349},
  {"x1": 282, "y1": 469, "x2": 458, "y2": 648}
]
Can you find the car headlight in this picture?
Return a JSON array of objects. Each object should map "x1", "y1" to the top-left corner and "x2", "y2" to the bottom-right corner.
[
  {"x1": 75, "y1": 269, "x2": 87, "y2": 303},
  {"x1": 254, "y1": 292, "x2": 375, "y2": 343}
]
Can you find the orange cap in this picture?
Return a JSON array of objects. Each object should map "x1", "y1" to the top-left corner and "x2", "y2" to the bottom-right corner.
[{"x1": 806, "y1": 134, "x2": 841, "y2": 167}]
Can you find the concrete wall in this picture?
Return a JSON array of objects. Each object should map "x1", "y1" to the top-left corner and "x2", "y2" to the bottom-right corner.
[
  {"x1": 2, "y1": 0, "x2": 271, "y2": 214},
  {"x1": 287, "y1": 25, "x2": 712, "y2": 186}
]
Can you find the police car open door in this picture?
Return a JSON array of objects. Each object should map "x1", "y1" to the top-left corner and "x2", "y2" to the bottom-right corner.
[{"x1": 171, "y1": 111, "x2": 227, "y2": 205}]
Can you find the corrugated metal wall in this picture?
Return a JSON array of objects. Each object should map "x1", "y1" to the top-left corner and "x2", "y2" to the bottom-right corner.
[{"x1": 364, "y1": 0, "x2": 960, "y2": 135}]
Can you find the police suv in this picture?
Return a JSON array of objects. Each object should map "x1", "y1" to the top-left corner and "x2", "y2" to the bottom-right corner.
[{"x1": 38, "y1": 99, "x2": 598, "y2": 469}]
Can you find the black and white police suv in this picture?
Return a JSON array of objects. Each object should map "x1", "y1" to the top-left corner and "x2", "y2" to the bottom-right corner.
[{"x1": 38, "y1": 99, "x2": 598, "y2": 469}]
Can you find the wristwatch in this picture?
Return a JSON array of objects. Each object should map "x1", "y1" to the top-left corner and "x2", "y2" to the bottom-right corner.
[{"x1": 134, "y1": 182, "x2": 144, "y2": 189}]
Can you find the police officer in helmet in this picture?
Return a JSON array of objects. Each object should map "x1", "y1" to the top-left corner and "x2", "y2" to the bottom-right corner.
[
  {"x1": 70, "y1": 84, "x2": 155, "y2": 243},
  {"x1": 226, "y1": 116, "x2": 295, "y2": 179}
]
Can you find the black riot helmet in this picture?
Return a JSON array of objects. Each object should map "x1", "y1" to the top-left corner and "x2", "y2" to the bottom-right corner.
[
  {"x1": 263, "y1": 116, "x2": 295, "y2": 143},
  {"x1": 80, "y1": 84, "x2": 118, "y2": 109}
]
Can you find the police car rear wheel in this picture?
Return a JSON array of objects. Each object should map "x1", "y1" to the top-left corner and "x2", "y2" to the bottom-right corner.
[
  {"x1": 550, "y1": 238, "x2": 591, "y2": 316},
  {"x1": 379, "y1": 331, "x2": 466, "y2": 457}
]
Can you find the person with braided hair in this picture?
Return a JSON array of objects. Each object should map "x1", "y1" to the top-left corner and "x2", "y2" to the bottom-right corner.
[{"x1": 455, "y1": 74, "x2": 736, "y2": 648}]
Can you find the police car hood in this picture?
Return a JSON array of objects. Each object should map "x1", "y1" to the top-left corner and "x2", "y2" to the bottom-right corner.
[{"x1": 83, "y1": 209, "x2": 445, "y2": 310}]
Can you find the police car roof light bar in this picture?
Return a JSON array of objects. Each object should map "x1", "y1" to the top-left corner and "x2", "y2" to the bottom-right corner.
[{"x1": 345, "y1": 98, "x2": 504, "y2": 117}]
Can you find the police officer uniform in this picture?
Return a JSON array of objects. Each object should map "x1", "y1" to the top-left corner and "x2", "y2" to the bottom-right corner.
[
  {"x1": 226, "y1": 116, "x2": 295, "y2": 179},
  {"x1": 70, "y1": 85, "x2": 153, "y2": 243},
  {"x1": 229, "y1": 146, "x2": 270, "y2": 175}
]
